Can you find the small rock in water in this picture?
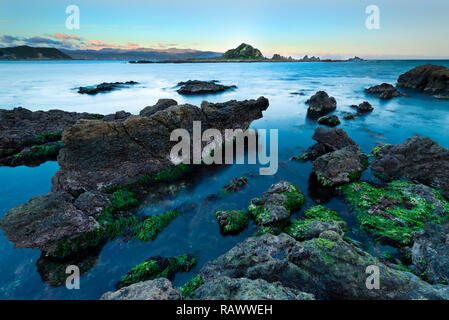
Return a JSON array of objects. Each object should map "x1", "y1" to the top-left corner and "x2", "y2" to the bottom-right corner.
[
  {"x1": 317, "y1": 115, "x2": 341, "y2": 127},
  {"x1": 78, "y1": 81, "x2": 138, "y2": 95},
  {"x1": 365, "y1": 83, "x2": 403, "y2": 99},
  {"x1": 306, "y1": 91, "x2": 337, "y2": 117},
  {"x1": 351, "y1": 101, "x2": 373, "y2": 113},
  {"x1": 176, "y1": 80, "x2": 236, "y2": 95}
]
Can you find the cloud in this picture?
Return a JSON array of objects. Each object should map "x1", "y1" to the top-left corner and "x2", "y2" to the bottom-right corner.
[
  {"x1": 0, "y1": 35, "x2": 20, "y2": 45},
  {"x1": 54, "y1": 33, "x2": 82, "y2": 41}
]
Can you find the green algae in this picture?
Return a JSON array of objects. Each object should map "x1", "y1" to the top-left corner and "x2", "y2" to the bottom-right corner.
[
  {"x1": 180, "y1": 275, "x2": 204, "y2": 299},
  {"x1": 215, "y1": 210, "x2": 249, "y2": 235}
]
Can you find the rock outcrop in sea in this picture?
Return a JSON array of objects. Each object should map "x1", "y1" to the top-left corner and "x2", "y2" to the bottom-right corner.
[
  {"x1": 306, "y1": 91, "x2": 337, "y2": 117},
  {"x1": 78, "y1": 81, "x2": 138, "y2": 95},
  {"x1": 397, "y1": 64, "x2": 449, "y2": 95},
  {"x1": 365, "y1": 83, "x2": 404, "y2": 99},
  {"x1": 176, "y1": 80, "x2": 237, "y2": 95}
]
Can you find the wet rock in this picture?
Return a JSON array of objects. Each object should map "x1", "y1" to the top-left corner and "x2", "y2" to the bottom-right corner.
[
  {"x1": 176, "y1": 80, "x2": 236, "y2": 95},
  {"x1": 73, "y1": 191, "x2": 110, "y2": 217},
  {"x1": 139, "y1": 99, "x2": 178, "y2": 117},
  {"x1": 343, "y1": 113, "x2": 356, "y2": 120},
  {"x1": 351, "y1": 101, "x2": 373, "y2": 113},
  {"x1": 317, "y1": 115, "x2": 340, "y2": 127},
  {"x1": 0, "y1": 192, "x2": 99, "y2": 254},
  {"x1": 102, "y1": 111, "x2": 131, "y2": 122},
  {"x1": 216, "y1": 210, "x2": 249, "y2": 235},
  {"x1": 199, "y1": 233, "x2": 449, "y2": 300},
  {"x1": 397, "y1": 64, "x2": 449, "y2": 94},
  {"x1": 365, "y1": 83, "x2": 403, "y2": 99},
  {"x1": 306, "y1": 91, "x2": 337, "y2": 117},
  {"x1": 53, "y1": 97, "x2": 269, "y2": 193},
  {"x1": 248, "y1": 181, "x2": 305, "y2": 228},
  {"x1": 78, "y1": 81, "x2": 138, "y2": 95},
  {"x1": 412, "y1": 222, "x2": 449, "y2": 284},
  {"x1": 370, "y1": 135, "x2": 449, "y2": 199},
  {"x1": 101, "y1": 278, "x2": 182, "y2": 300},
  {"x1": 312, "y1": 145, "x2": 369, "y2": 187},
  {"x1": 0, "y1": 107, "x2": 103, "y2": 165},
  {"x1": 192, "y1": 276, "x2": 314, "y2": 300}
]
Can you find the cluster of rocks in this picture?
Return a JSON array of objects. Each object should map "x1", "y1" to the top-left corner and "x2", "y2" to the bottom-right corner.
[
  {"x1": 176, "y1": 80, "x2": 237, "y2": 95},
  {"x1": 78, "y1": 81, "x2": 138, "y2": 95}
]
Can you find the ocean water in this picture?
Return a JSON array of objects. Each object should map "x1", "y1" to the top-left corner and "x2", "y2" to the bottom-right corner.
[{"x1": 0, "y1": 60, "x2": 449, "y2": 299}]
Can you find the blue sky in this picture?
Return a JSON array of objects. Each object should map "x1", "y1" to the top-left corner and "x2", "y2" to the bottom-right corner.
[{"x1": 1, "y1": 0, "x2": 448, "y2": 58}]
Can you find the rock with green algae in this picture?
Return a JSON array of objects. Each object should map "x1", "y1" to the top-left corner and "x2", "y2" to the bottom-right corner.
[
  {"x1": 216, "y1": 210, "x2": 249, "y2": 235},
  {"x1": 317, "y1": 115, "x2": 341, "y2": 127},
  {"x1": 101, "y1": 278, "x2": 182, "y2": 300},
  {"x1": 118, "y1": 254, "x2": 197, "y2": 289},
  {"x1": 199, "y1": 233, "x2": 449, "y2": 300},
  {"x1": 286, "y1": 205, "x2": 347, "y2": 241},
  {"x1": 248, "y1": 181, "x2": 305, "y2": 229},
  {"x1": 338, "y1": 180, "x2": 449, "y2": 246},
  {"x1": 180, "y1": 275, "x2": 204, "y2": 299}
]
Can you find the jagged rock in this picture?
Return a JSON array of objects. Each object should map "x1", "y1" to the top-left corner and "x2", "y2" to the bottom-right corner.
[
  {"x1": 370, "y1": 135, "x2": 449, "y2": 199},
  {"x1": 365, "y1": 83, "x2": 403, "y2": 99},
  {"x1": 317, "y1": 115, "x2": 340, "y2": 127},
  {"x1": 102, "y1": 111, "x2": 131, "y2": 122},
  {"x1": 0, "y1": 192, "x2": 99, "y2": 254},
  {"x1": 412, "y1": 222, "x2": 449, "y2": 284},
  {"x1": 176, "y1": 80, "x2": 236, "y2": 95},
  {"x1": 312, "y1": 145, "x2": 368, "y2": 187},
  {"x1": 192, "y1": 276, "x2": 314, "y2": 300},
  {"x1": 0, "y1": 107, "x2": 102, "y2": 163},
  {"x1": 139, "y1": 99, "x2": 178, "y2": 117},
  {"x1": 78, "y1": 81, "x2": 138, "y2": 95},
  {"x1": 199, "y1": 233, "x2": 449, "y2": 300},
  {"x1": 351, "y1": 101, "x2": 373, "y2": 113},
  {"x1": 101, "y1": 278, "x2": 182, "y2": 300},
  {"x1": 397, "y1": 64, "x2": 449, "y2": 94},
  {"x1": 306, "y1": 91, "x2": 337, "y2": 117},
  {"x1": 53, "y1": 97, "x2": 269, "y2": 193},
  {"x1": 294, "y1": 127, "x2": 357, "y2": 161}
]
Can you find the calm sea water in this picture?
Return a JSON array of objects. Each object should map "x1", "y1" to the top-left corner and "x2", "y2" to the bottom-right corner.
[{"x1": 0, "y1": 60, "x2": 449, "y2": 299}]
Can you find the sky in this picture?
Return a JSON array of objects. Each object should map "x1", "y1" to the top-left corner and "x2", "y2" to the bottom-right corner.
[{"x1": 0, "y1": 0, "x2": 448, "y2": 59}]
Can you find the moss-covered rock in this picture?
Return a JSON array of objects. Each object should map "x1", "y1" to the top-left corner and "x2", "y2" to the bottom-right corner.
[
  {"x1": 339, "y1": 181, "x2": 449, "y2": 246},
  {"x1": 216, "y1": 210, "x2": 249, "y2": 235},
  {"x1": 180, "y1": 275, "x2": 204, "y2": 299},
  {"x1": 317, "y1": 115, "x2": 341, "y2": 127},
  {"x1": 118, "y1": 254, "x2": 197, "y2": 289}
]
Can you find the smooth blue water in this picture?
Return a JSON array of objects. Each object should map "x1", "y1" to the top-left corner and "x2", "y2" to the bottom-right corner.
[{"x1": 0, "y1": 60, "x2": 448, "y2": 299}]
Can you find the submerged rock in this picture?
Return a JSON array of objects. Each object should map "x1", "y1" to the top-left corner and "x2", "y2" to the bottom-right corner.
[
  {"x1": 176, "y1": 80, "x2": 236, "y2": 95},
  {"x1": 101, "y1": 278, "x2": 182, "y2": 300},
  {"x1": 306, "y1": 91, "x2": 337, "y2": 117},
  {"x1": 199, "y1": 233, "x2": 449, "y2": 300},
  {"x1": 139, "y1": 99, "x2": 178, "y2": 117},
  {"x1": 192, "y1": 276, "x2": 314, "y2": 300},
  {"x1": 78, "y1": 81, "x2": 138, "y2": 95},
  {"x1": 370, "y1": 135, "x2": 449, "y2": 199},
  {"x1": 411, "y1": 222, "x2": 449, "y2": 285},
  {"x1": 365, "y1": 83, "x2": 404, "y2": 99},
  {"x1": 317, "y1": 115, "x2": 340, "y2": 127},
  {"x1": 0, "y1": 192, "x2": 99, "y2": 254},
  {"x1": 312, "y1": 145, "x2": 369, "y2": 187},
  {"x1": 397, "y1": 64, "x2": 449, "y2": 94}
]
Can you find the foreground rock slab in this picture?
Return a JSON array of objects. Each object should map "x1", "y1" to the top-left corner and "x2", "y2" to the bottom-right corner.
[
  {"x1": 101, "y1": 278, "x2": 182, "y2": 300},
  {"x1": 371, "y1": 135, "x2": 449, "y2": 199},
  {"x1": 397, "y1": 64, "x2": 449, "y2": 95},
  {"x1": 176, "y1": 80, "x2": 236, "y2": 95}
]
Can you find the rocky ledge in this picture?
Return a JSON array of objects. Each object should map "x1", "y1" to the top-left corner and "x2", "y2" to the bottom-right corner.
[
  {"x1": 78, "y1": 81, "x2": 138, "y2": 95},
  {"x1": 176, "y1": 80, "x2": 237, "y2": 95},
  {"x1": 397, "y1": 64, "x2": 449, "y2": 95},
  {"x1": 371, "y1": 135, "x2": 449, "y2": 199},
  {"x1": 365, "y1": 83, "x2": 404, "y2": 99}
]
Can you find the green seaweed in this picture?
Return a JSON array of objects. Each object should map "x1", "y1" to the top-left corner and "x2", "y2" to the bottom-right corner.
[
  {"x1": 180, "y1": 275, "x2": 204, "y2": 299},
  {"x1": 133, "y1": 210, "x2": 179, "y2": 241},
  {"x1": 215, "y1": 210, "x2": 249, "y2": 234}
]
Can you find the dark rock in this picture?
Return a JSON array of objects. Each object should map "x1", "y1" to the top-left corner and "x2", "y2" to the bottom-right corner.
[
  {"x1": 176, "y1": 80, "x2": 236, "y2": 95},
  {"x1": 397, "y1": 64, "x2": 449, "y2": 94},
  {"x1": 73, "y1": 191, "x2": 110, "y2": 217},
  {"x1": 139, "y1": 99, "x2": 178, "y2": 117},
  {"x1": 78, "y1": 81, "x2": 138, "y2": 95},
  {"x1": 343, "y1": 113, "x2": 356, "y2": 120},
  {"x1": 370, "y1": 135, "x2": 449, "y2": 199},
  {"x1": 101, "y1": 278, "x2": 182, "y2": 300},
  {"x1": 0, "y1": 192, "x2": 99, "y2": 254},
  {"x1": 317, "y1": 115, "x2": 340, "y2": 127},
  {"x1": 199, "y1": 233, "x2": 449, "y2": 300},
  {"x1": 312, "y1": 145, "x2": 369, "y2": 187},
  {"x1": 192, "y1": 276, "x2": 314, "y2": 300},
  {"x1": 306, "y1": 91, "x2": 337, "y2": 117},
  {"x1": 102, "y1": 111, "x2": 131, "y2": 122},
  {"x1": 365, "y1": 83, "x2": 403, "y2": 99},
  {"x1": 412, "y1": 222, "x2": 449, "y2": 285},
  {"x1": 351, "y1": 101, "x2": 373, "y2": 113}
]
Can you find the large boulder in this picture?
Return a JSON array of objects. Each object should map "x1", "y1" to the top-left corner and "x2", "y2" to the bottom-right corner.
[
  {"x1": 0, "y1": 192, "x2": 99, "y2": 254},
  {"x1": 412, "y1": 222, "x2": 449, "y2": 285},
  {"x1": 101, "y1": 278, "x2": 182, "y2": 300},
  {"x1": 192, "y1": 276, "x2": 314, "y2": 300},
  {"x1": 52, "y1": 97, "x2": 269, "y2": 193},
  {"x1": 371, "y1": 135, "x2": 449, "y2": 199},
  {"x1": 199, "y1": 233, "x2": 449, "y2": 300},
  {"x1": 365, "y1": 83, "x2": 403, "y2": 99},
  {"x1": 397, "y1": 64, "x2": 449, "y2": 94},
  {"x1": 306, "y1": 91, "x2": 337, "y2": 117},
  {"x1": 312, "y1": 145, "x2": 368, "y2": 187},
  {"x1": 139, "y1": 99, "x2": 178, "y2": 117},
  {"x1": 176, "y1": 80, "x2": 236, "y2": 95}
]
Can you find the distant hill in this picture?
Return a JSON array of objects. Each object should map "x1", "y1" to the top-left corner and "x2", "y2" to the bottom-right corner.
[
  {"x1": 218, "y1": 43, "x2": 265, "y2": 60},
  {"x1": 0, "y1": 45, "x2": 72, "y2": 60},
  {"x1": 62, "y1": 48, "x2": 222, "y2": 61}
]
